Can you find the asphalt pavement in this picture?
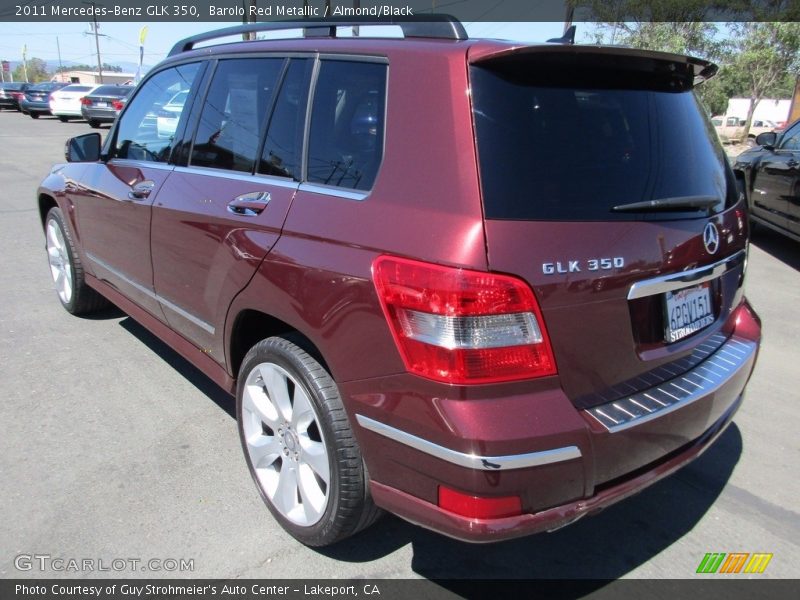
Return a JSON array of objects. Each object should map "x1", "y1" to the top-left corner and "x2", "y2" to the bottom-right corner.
[{"x1": 1, "y1": 110, "x2": 798, "y2": 584}]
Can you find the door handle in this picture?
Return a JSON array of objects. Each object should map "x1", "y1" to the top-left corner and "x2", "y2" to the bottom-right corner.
[
  {"x1": 128, "y1": 180, "x2": 155, "y2": 201},
  {"x1": 227, "y1": 191, "x2": 271, "y2": 216}
]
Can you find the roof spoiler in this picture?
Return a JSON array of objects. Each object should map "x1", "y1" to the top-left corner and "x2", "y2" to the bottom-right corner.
[{"x1": 168, "y1": 14, "x2": 468, "y2": 56}]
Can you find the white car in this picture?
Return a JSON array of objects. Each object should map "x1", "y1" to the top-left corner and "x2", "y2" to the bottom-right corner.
[
  {"x1": 156, "y1": 90, "x2": 189, "y2": 139},
  {"x1": 49, "y1": 84, "x2": 101, "y2": 121}
]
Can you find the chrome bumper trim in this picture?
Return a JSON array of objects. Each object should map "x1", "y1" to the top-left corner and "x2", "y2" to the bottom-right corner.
[
  {"x1": 586, "y1": 334, "x2": 756, "y2": 433},
  {"x1": 627, "y1": 250, "x2": 746, "y2": 300},
  {"x1": 355, "y1": 414, "x2": 581, "y2": 471}
]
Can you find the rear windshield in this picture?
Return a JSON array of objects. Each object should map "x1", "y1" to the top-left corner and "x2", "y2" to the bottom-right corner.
[
  {"x1": 63, "y1": 85, "x2": 94, "y2": 92},
  {"x1": 471, "y1": 61, "x2": 737, "y2": 221},
  {"x1": 92, "y1": 85, "x2": 132, "y2": 96}
]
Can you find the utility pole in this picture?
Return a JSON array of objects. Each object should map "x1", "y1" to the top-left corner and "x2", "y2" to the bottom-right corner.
[
  {"x1": 83, "y1": 1, "x2": 104, "y2": 83},
  {"x1": 22, "y1": 44, "x2": 29, "y2": 82},
  {"x1": 56, "y1": 37, "x2": 64, "y2": 82}
]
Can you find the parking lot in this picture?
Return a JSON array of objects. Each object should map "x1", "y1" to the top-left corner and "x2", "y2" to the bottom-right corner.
[{"x1": 1, "y1": 111, "x2": 798, "y2": 584}]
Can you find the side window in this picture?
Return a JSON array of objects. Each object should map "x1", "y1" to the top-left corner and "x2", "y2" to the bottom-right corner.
[
  {"x1": 306, "y1": 60, "x2": 387, "y2": 191},
  {"x1": 191, "y1": 58, "x2": 283, "y2": 173},
  {"x1": 779, "y1": 123, "x2": 800, "y2": 151},
  {"x1": 259, "y1": 59, "x2": 311, "y2": 180},
  {"x1": 114, "y1": 63, "x2": 201, "y2": 163}
]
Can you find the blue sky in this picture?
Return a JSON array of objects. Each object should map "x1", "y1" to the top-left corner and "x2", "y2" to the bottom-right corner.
[{"x1": 0, "y1": 21, "x2": 581, "y2": 69}]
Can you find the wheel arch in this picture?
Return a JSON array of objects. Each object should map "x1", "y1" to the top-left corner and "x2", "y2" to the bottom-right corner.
[
  {"x1": 38, "y1": 193, "x2": 58, "y2": 230},
  {"x1": 227, "y1": 309, "x2": 330, "y2": 380}
]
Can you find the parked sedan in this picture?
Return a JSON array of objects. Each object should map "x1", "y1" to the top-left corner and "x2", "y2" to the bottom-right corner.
[
  {"x1": 49, "y1": 84, "x2": 100, "y2": 121},
  {"x1": 80, "y1": 84, "x2": 133, "y2": 128},
  {"x1": 19, "y1": 82, "x2": 69, "y2": 118},
  {"x1": 0, "y1": 82, "x2": 31, "y2": 111},
  {"x1": 735, "y1": 119, "x2": 800, "y2": 242}
]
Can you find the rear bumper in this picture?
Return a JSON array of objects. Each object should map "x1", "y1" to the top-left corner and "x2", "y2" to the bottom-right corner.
[
  {"x1": 81, "y1": 107, "x2": 118, "y2": 122},
  {"x1": 20, "y1": 100, "x2": 50, "y2": 113},
  {"x1": 370, "y1": 391, "x2": 742, "y2": 542},
  {"x1": 348, "y1": 300, "x2": 760, "y2": 542}
]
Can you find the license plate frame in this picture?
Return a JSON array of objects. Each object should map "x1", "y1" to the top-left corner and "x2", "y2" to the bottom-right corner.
[
  {"x1": 664, "y1": 282, "x2": 715, "y2": 343},
  {"x1": 95, "y1": 101, "x2": 108, "y2": 108}
]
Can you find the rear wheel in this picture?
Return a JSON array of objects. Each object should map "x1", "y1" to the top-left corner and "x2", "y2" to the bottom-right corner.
[
  {"x1": 237, "y1": 336, "x2": 381, "y2": 546},
  {"x1": 45, "y1": 207, "x2": 109, "y2": 315},
  {"x1": 30, "y1": 112, "x2": 39, "y2": 119},
  {"x1": 89, "y1": 120, "x2": 101, "y2": 128},
  {"x1": 58, "y1": 116, "x2": 69, "y2": 122}
]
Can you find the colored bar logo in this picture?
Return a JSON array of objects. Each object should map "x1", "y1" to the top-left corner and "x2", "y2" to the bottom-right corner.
[{"x1": 696, "y1": 552, "x2": 773, "y2": 574}]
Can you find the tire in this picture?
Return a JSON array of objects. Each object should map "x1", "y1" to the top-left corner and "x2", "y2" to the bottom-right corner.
[
  {"x1": 44, "y1": 207, "x2": 109, "y2": 315},
  {"x1": 58, "y1": 116, "x2": 69, "y2": 122},
  {"x1": 30, "y1": 112, "x2": 39, "y2": 119},
  {"x1": 237, "y1": 336, "x2": 381, "y2": 546},
  {"x1": 89, "y1": 120, "x2": 101, "y2": 129}
]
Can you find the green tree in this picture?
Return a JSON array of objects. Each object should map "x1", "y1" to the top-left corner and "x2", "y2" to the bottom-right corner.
[
  {"x1": 12, "y1": 57, "x2": 49, "y2": 83},
  {"x1": 728, "y1": 22, "x2": 800, "y2": 140},
  {"x1": 55, "y1": 63, "x2": 123, "y2": 73}
]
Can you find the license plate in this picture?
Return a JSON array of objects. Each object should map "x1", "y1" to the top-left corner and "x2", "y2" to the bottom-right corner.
[
  {"x1": 664, "y1": 282, "x2": 714, "y2": 343},
  {"x1": 95, "y1": 102, "x2": 108, "y2": 108}
]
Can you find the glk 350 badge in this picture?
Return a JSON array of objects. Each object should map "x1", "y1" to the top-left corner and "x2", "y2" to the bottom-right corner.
[{"x1": 542, "y1": 257, "x2": 625, "y2": 275}]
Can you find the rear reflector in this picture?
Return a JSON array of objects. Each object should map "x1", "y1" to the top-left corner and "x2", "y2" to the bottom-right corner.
[
  {"x1": 438, "y1": 486, "x2": 522, "y2": 519},
  {"x1": 372, "y1": 256, "x2": 556, "y2": 384}
]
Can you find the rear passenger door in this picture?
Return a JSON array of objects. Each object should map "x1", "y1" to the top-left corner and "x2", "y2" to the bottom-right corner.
[{"x1": 150, "y1": 57, "x2": 312, "y2": 361}]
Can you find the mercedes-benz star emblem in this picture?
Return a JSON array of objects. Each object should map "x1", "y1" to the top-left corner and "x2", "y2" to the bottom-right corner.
[{"x1": 703, "y1": 222, "x2": 720, "y2": 254}]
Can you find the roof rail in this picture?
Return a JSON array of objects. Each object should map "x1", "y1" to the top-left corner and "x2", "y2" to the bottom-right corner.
[{"x1": 168, "y1": 14, "x2": 468, "y2": 57}]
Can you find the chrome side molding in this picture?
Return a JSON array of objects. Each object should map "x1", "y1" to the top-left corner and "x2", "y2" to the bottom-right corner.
[{"x1": 355, "y1": 414, "x2": 581, "y2": 471}]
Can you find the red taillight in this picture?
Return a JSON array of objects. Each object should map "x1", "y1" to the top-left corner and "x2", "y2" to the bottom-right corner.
[
  {"x1": 438, "y1": 486, "x2": 522, "y2": 519},
  {"x1": 372, "y1": 256, "x2": 557, "y2": 384},
  {"x1": 112, "y1": 100, "x2": 124, "y2": 111},
  {"x1": 80, "y1": 96, "x2": 92, "y2": 106}
]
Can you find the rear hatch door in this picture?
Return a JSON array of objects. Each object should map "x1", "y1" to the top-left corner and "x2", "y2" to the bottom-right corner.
[{"x1": 469, "y1": 45, "x2": 748, "y2": 482}]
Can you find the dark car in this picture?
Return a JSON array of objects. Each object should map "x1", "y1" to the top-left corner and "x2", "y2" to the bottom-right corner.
[
  {"x1": 734, "y1": 119, "x2": 800, "y2": 243},
  {"x1": 37, "y1": 18, "x2": 761, "y2": 547},
  {"x1": 19, "y1": 82, "x2": 69, "y2": 118},
  {"x1": 80, "y1": 84, "x2": 134, "y2": 128},
  {"x1": 0, "y1": 82, "x2": 30, "y2": 111}
]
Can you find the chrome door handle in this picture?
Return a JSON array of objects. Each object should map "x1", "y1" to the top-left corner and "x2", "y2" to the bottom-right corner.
[
  {"x1": 227, "y1": 191, "x2": 271, "y2": 216},
  {"x1": 128, "y1": 180, "x2": 155, "y2": 200}
]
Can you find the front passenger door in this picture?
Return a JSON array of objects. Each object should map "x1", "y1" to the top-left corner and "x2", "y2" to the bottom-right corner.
[
  {"x1": 752, "y1": 121, "x2": 800, "y2": 235},
  {"x1": 73, "y1": 63, "x2": 204, "y2": 318}
]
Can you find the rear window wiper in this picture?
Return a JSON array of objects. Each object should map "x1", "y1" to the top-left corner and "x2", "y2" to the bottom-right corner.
[{"x1": 611, "y1": 195, "x2": 720, "y2": 213}]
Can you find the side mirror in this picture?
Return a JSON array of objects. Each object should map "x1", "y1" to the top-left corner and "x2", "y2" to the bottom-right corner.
[
  {"x1": 64, "y1": 133, "x2": 102, "y2": 162},
  {"x1": 755, "y1": 131, "x2": 777, "y2": 149}
]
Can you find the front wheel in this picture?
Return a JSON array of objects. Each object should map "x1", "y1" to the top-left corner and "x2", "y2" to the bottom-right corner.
[
  {"x1": 30, "y1": 112, "x2": 39, "y2": 119},
  {"x1": 45, "y1": 207, "x2": 108, "y2": 315},
  {"x1": 237, "y1": 336, "x2": 381, "y2": 546}
]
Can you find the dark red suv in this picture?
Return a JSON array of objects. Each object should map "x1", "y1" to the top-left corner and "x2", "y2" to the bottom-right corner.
[{"x1": 37, "y1": 17, "x2": 761, "y2": 546}]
